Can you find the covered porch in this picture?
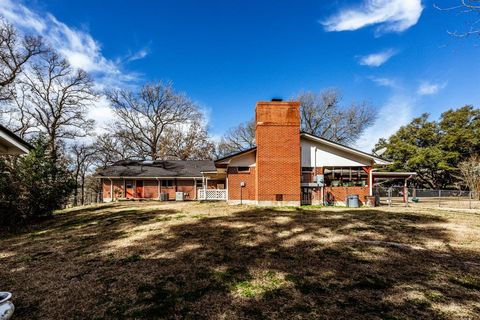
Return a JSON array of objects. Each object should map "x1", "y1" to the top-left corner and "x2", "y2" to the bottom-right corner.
[
  {"x1": 301, "y1": 166, "x2": 373, "y2": 205},
  {"x1": 197, "y1": 170, "x2": 227, "y2": 201}
]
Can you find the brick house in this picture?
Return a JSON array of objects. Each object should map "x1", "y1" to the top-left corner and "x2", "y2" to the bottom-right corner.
[{"x1": 98, "y1": 99, "x2": 409, "y2": 206}]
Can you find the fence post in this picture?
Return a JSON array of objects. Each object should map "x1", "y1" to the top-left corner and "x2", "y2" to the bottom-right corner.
[
  {"x1": 388, "y1": 188, "x2": 392, "y2": 207},
  {"x1": 470, "y1": 191, "x2": 472, "y2": 210}
]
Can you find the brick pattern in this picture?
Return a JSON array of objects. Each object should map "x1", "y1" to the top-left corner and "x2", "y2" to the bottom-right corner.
[
  {"x1": 227, "y1": 167, "x2": 256, "y2": 201},
  {"x1": 315, "y1": 186, "x2": 370, "y2": 204},
  {"x1": 102, "y1": 178, "x2": 206, "y2": 201},
  {"x1": 143, "y1": 180, "x2": 158, "y2": 199},
  {"x1": 255, "y1": 101, "x2": 301, "y2": 202}
]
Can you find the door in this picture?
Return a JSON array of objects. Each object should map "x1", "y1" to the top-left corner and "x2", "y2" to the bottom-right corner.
[
  {"x1": 125, "y1": 180, "x2": 134, "y2": 199},
  {"x1": 301, "y1": 188, "x2": 312, "y2": 205},
  {"x1": 136, "y1": 180, "x2": 144, "y2": 198}
]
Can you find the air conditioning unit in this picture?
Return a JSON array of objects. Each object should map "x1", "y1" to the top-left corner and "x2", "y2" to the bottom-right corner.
[
  {"x1": 175, "y1": 192, "x2": 184, "y2": 201},
  {"x1": 160, "y1": 193, "x2": 169, "y2": 201}
]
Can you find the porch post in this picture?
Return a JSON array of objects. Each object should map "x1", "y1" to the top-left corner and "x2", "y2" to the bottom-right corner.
[
  {"x1": 194, "y1": 178, "x2": 196, "y2": 200},
  {"x1": 368, "y1": 168, "x2": 373, "y2": 196}
]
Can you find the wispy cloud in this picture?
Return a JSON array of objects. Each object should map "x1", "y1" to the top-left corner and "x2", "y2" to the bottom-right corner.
[
  {"x1": 359, "y1": 49, "x2": 398, "y2": 67},
  {"x1": 368, "y1": 76, "x2": 398, "y2": 88},
  {"x1": 355, "y1": 94, "x2": 415, "y2": 152},
  {"x1": 322, "y1": 0, "x2": 423, "y2": 35},
  {"x1": 126, "y1": 48, "x2": 150, "y2": 62},
  {"x1": 0, "y1": 0, "x2": 142, "y2": 90},
  {"x1": 417, "y1": 81, "x2": 447, "y2": 96}
]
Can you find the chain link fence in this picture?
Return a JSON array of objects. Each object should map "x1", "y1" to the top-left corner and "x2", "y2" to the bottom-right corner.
[
  {"x1": 66, "y1": 190, "x2": 103, "y2": 208},
  {"x1": 374, "y1": 186, "x2": 480, "y2": 210}
]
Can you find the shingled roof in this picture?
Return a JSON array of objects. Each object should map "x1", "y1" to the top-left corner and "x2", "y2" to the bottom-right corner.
[{"x1": 97, "y1": 160, "x2": 216, "y2": 178}]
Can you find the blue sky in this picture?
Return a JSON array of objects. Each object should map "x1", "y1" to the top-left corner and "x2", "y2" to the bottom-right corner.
[{"x1": 1, "y1": 0, "x2": 480, "y2": 151}]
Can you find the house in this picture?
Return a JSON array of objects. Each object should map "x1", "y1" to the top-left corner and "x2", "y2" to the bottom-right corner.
[
  {"x1": 97, "y1": 160, "x2": 225, "y2": 202},
  {"x1": 0, "y1": 124, "x2": 32, "y2": 155},
  {"x1": 99, "y1": 100, "x2": 414, "y2": 205}
]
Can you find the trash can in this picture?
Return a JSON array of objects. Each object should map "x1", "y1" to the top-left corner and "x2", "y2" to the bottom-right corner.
[{"x1": 347, "y1": 194, "x2": 360, "y2": 208}]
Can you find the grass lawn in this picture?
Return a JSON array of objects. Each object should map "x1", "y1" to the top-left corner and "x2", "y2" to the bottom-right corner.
[{"x1": 1, "y1": 201, "x2": 480, "y2": 319}]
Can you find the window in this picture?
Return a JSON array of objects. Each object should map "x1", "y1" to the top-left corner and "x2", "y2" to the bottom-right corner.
[
  {"x1": 161, "y1": 180, "x2": 173, "y2": 187},
  {"x1": 302, "y1": 167, "x2": 314, "y2": 172},
  {"x1": 196, "y1": 180, "x2": 203, "y2": 188},
  {"x1": 237, "y1": 166, "x2": 250, "y2": 173},
  {"x1": 323, "y1": 167, "x2": 368, "y2": 187}
]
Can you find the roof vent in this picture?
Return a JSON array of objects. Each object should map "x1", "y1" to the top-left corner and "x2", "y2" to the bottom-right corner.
[{"x1": 271, "y1": 98, "x2": 283, "y2": 102}]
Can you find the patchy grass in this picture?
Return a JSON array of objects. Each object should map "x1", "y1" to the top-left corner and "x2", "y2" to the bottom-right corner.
[{"x1": 1, "y1": 201, "x2": 480, "y2": 319}]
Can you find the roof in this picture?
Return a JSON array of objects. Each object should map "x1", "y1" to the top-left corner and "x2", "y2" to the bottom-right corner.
[
  {"x1": 97, "y1": 160, "x2": 216, "y2": 178},
  {"x1": 0, "y1": 124, "x2": 33, "y2": 155},
  {"x1": 214, "y1": 133, "x2": 391, "y2": 165},
  {"x1": 300, "y1": 132, "x2": 391, "y2": 165},
  {"x1": 372, "y1": 172, "x2": 417, "y2": 178},
  {"x1": 214, "y1": 147, "x2": 257, "y2": 164}
]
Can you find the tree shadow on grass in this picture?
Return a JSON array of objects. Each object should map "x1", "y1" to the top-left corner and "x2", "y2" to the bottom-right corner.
[
  {"x1": 1, "y1": 204, "x2": 479, "y2": 319},
  {"x1": 117, "y1": 207, "x2": 480, "y2": 319}
]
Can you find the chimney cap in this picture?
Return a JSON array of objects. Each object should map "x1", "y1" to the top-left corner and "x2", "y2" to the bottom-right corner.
[{"x1": 271, "y1": 98, "x2": 283, "y2": 102}]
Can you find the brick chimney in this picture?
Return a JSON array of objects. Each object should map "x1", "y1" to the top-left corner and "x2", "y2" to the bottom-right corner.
[{"x1": 255, "y1": 100, "x2": 301, "y2": 205}]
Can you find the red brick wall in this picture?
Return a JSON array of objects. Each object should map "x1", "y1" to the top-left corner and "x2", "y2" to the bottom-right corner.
[
  {"x1": 143, "y1": 180, "x2": 158, "y2": 199},
  {"x1": 320, "y1": 186, "x2": 370, "y2": 204},
  {"x1": 255, "y1": 101, "x2": 301, "y2": 203},
  {"x1": 102, "y1": 179, "x2": 125, "y2": 200},
  {"x1": 177, "y1": 179, "x2": 196, "y2": 200},
  {"x1": 101, "y1": 178, "x2": 203, "y2": 201},
  {"x1": 228, "y1": 167, "x2": 256, "y2": 201},
  {"x1": 102, "y1": 179, "x2": 111, "y2": 199}
]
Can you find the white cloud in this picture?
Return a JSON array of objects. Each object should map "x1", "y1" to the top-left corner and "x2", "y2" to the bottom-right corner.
[
  {"x1": 368, "y1": 76, "x2": 398, "y2": 88},
  {"x1": 417, "y1": 81, "x2": 447, "y2": 96},
  {"x1": 0, "y1": 0, "x2": 143, "y2": 91},
  {"x1": 0, "y1": 0, "x2": 151, "y2": 140},
  {"x1": 355, "y1": 94, "x2": 414, "y2": 152},
  {"x1": 322, "y1": 0, "x2": 423, "y2": 34},
  {"x1": 359, "y1": 49, "x2": 397, "y2": 67},
  {"x1": 127, "y1": 48, "x2": 149, "y2": 62}
]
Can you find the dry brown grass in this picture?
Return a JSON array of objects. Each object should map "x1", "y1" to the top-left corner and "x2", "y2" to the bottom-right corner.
[{"x1": 1, "y1": 201, "x2": 479, "y2": 319}]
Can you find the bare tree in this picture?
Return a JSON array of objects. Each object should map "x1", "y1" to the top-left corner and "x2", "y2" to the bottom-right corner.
[
  {"x1": 108, "y1": 82, "x2": 200, "y2": 160},
  {"x1": 217, "y1": 119, "x2": 256, "y2": 156},
  {"x1": 22, "y1": 50, "x2": 96, "y2": 158},
  {"x1": 435, "y1": 1, "x2": 480, "y2": 38},
  {"x1": 299, "y1": 90, "x2": 376, "y2": 145},
  {"x1": 0, "y1": 84, "x2": 36, "y2": 138},
  {"x1": 70, "y1": 143, "x2": 97, "y2": 206},
  {"x1": 160, "y1": 119, "x2": 215, "y2": 160},
  {"x1": 458, "y1": 155, "x2": 480, "y2": 198},
  {"x1": 0, "y1": 19, "x2": 44, "y2": 101},
  {"x1": 218, "y1": 89, "x2": 376, "y2": 157},
  {"x1": 94, "y1": 133, "x2": 135, "y2": 167}
]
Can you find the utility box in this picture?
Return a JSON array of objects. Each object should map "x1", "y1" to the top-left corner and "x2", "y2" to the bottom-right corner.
[
  {"x1": 175, "y1": 192, "x2": 184, "y2": 201},
  {"x1": 160, "y1": 193, "x2": 169, "y2": 201},
  {"x1": 315, "y1": 174, "x2": 325, "y2": 187}
]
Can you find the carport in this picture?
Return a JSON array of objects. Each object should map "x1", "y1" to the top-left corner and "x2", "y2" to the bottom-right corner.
[{"x1": 372, "y1": 171, "x2": 417, "y2": 203}]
